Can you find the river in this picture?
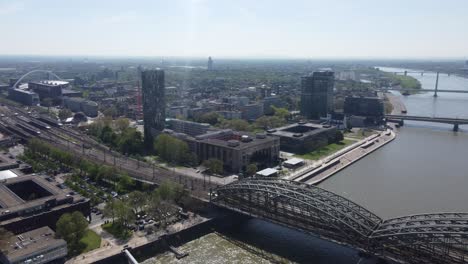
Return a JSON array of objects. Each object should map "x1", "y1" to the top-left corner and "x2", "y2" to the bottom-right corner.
[{"x1": 145, "y1": 67, "x2": 468, "y2": 263}]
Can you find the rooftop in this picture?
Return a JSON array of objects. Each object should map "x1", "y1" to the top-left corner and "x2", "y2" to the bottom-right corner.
[
  {"x1": 1, "y1": 226, "x2": 66, "y2": 261},
  {"x1": 29, "y1": 80, "x2": 69, "y2": 86},
  {"x1": 0, "y1": 175, "x2": 87, "y2": 225},
  {"x1": 256, "y1": 168, "x2": 278, "y2": 177},
  {"x1": 269, "y1": 122, "x2": 335, "y2": 138},
  {"x1": 195, "y1": 130, "x2": 277, "y2": 150}
]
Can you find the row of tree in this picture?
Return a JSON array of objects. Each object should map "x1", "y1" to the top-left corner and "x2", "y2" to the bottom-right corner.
[
  {"x1": 196, "y1": 106, "x2": 290, "y2": 132},
  {"x1": 103, "y1": 181, "x2": 187, "y2": 238},
  {"x1": 25, "y1": 139, "x2": 136, "y2": 193}
]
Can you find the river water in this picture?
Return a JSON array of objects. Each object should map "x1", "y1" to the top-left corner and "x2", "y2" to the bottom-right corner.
[
  {"x1": 145, "y1": 67, "x2": 468, "y2": 263},
  {"x1": 320, "y1": 67, "x2": 468, "y2": 218}
]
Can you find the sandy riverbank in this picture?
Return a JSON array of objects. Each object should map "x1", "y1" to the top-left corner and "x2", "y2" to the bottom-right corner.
[{"x1": 385, "y1": 92, "x2": 407, "y2": 114}]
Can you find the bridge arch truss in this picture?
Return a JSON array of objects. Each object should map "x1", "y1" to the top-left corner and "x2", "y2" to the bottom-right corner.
[
  {"x1": 13, "y1": 70, "x2": 62, "y2": 88},
  {"x1": 212, "y1": 178, "x2": 468, "y2": 263}
]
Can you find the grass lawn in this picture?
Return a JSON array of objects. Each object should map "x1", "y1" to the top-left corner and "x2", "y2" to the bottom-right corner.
[
  {"x1": 296, "y1": 139, "x2": 355, "y2": 160},
  {"x1": 80, "y1": 229, "x2": 101, "y2": 253}
]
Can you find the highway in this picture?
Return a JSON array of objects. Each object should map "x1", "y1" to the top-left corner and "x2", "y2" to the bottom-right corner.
[{"x1": 0, "y1": 103, "x2": 218, "y2": 200}]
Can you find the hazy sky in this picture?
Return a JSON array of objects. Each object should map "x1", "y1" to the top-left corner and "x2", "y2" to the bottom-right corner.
[{"x1": 1, "y1": 0, "x2": 467, "y2": 59}]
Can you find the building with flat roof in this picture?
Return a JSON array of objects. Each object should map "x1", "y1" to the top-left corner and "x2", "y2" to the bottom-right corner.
[
  {"x1": 344, "y1": 96, "x2": 384, "y2": 117},
  {"x1": 142, "y1": 69, "x2": 165, "y2": 147},
  {"x1": 0, "y1": 175, "x2": 90, "y2": 234},
  {"x1": 166, "y1": 118, "x2": 210, "y2": 137},
  {"x1": 256, "y1": 168, "x2": 278, "y2": 177},
  {"x1": 300, "y1": 70, "x2": 334, "y2": 119},
  {"x1": 0, "y1": 226, "x2": 67, "y2": 264},
  {"x1": 263, "y1": 96, "x2": 285, "y2": 115},
  {"x1": 268, "y1": 122, "x2": 338, "y2": 154},
  {"x1": 28, "y1": 80, "x2": 69, "y2": 100},
  {"x1": 7, "y1": 89, "x2": 39, "y2": 106},
  {"x1": 176, "y1": 129, "x2": 280, "y2": 173},
  {"x1": 240, "y1": 103, "x2": 264, "y2": 121},
  {"x1": 283, "y1": 158, "x2": 305, "y2": 169},
  {"x1": 63, "y1": 97, "x2": 98, "y2": 117}
]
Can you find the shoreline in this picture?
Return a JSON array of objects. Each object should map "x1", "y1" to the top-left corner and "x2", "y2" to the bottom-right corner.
[{"x1": 295, "y1": 129, "x2": 396, "y2": 185}]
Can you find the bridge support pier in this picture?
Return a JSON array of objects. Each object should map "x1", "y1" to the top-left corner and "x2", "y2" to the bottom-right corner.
[
  {"x1": 453, "y1": 124, "x2": 459, "y2": 132},
  {"x1": 434, "y1": 71, "x2": 439, "y2": 97}
]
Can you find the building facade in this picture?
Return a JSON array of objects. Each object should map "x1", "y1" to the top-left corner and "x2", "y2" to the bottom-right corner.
[
  {"x1": 63, "y1": 97, "x2": 98, "y2": 117},
  {"x1": 167, "y1": 118, "x2": 210, "y2": 137},
  {"x1": 240, "y1": 103, "x2": 264, "y2": 121},
  {"x1": 0, "y1": 226, "x2": 67, "y2": 264},
  {"x1": 7, "y1": 89, "x2": 39, "y2": 106},
  {"x1": 207, "y1": 56, "x2": 213, "y2": 70},
  {"x1": 263, "y1": 96, "x2": 285, "y2": 115},
  {"x1": 28, "y1": 80, "x2": 69, "y2": 100},
  {"x1": 343, "y1": 96, "x2": 384, "y2": 117},
  {"x1": 177, "y1": 129, "x2": 280, "y2": 173},
  {"x1": 142, "y1": 69, "x2": 165, "y2": 146},
  {"x1": 300, "y1": 70, "x2": 335, "y2": 119}
]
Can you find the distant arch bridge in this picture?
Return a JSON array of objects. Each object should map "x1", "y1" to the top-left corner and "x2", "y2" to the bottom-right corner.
[
  {"x1": 212, "y1": 178, "x2": 468, "y2": 263},
  {"x1": 12, "y1": 70, "x2": 63, "y2": 88}
]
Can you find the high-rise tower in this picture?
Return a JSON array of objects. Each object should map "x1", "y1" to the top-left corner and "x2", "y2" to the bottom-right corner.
[
  {"x1": 141, "y1": 69, "x2": 165, "y2": 147},
  {"x1": 207, "y1": 56, "x2": 213, "y2": 71},
  {"x1": 300, "y1": 70, "x2": 334, "y2": 119}
]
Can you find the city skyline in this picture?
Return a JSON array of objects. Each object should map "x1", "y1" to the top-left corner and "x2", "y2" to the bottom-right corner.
[{"x1": 1, "y1": 0, "x2": 468, "y2": 59}]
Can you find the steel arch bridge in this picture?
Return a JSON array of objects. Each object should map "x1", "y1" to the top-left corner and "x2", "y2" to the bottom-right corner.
[
  {"x1": 12, "y1": 70, "x2": 62, "y2": 88},
  {"x1": 212, "y1": 178, "x2": 468, "y2": 263}
]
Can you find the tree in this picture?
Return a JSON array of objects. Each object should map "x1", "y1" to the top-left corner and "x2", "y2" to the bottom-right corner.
[
  {"x1": 42, "y1": 97, "x2": 53, "y2": 113},
  {"x1": 246, "y1": 163, "x2": 258, "y2": 177},
  {"x1": 115, "y1": 117, "x2": 130, "y2": 132},
  {"x1": 334, "y1": 130, "x2": 344, "y2": 142},
  {"x1": 154, "y1": 134, "x2": 191, "y2": 164},
  {"x1": 272, "y1": 106, "x2": 289, "y2": 120},
  {"x1": 128, "y1": 191, "x2": 147, "y2": 214},
  {"x1": 56, "y1": 212, "x2": 88, "y2": 255},
  {"x1": 58, "y1": 108, "x2": 73, "y2": 120},
  {"x1": 202, "y1": 158, "x2": 223, "y2": 175},
  {"x1": 116, "y1": 128, "x2": 143, "y2": 155},
  {"x1": 197, "y1": 111, "x2": 220, "y2": 125},
  {"x1": 117, "y1": 172, "x2": 135, "y2": 193}
]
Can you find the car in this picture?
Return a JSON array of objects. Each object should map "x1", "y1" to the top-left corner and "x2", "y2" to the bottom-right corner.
[
  {"x1": 138, "y1": 225, "x2": 145, "y2": 230},
  {"x1": 196, "y1": 170, "x2": 200, "y2": 173}
]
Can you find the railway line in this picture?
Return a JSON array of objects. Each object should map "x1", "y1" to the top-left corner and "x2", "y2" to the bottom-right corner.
[{"x1": 0, "y1": 103, "x2": 216, "y2": 200}]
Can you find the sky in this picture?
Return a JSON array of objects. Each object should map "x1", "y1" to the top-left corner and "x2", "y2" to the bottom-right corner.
[{"x1": 0, "y1": 0, "x2": 467, "y2": 59}]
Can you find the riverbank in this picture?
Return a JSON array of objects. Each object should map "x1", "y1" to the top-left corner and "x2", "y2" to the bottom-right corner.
[{"x1": 285, "y1": 129, "x2": 396, "y2": 185}]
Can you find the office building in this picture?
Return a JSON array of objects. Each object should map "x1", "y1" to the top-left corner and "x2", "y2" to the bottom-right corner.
[
  {"x1": 343, "y1": 96, "x2": 384, "y2": 117},
  {"x1": 0, "y1": 175, "x2": 90, "y2": 234},
  {"x1": 263, "y1": 96, "x2": 285, "y2": 115},
  {"x1": 179, "y1": 130, "x2": 279, "y2": 173},
  {"x1": 300, "y1": 70, "x2": 335, "y2": 119},
  {"x1": 142, "y1": 69, "x2": 165, "y2": 146},
  {"x1": 63, "y1": 97, "x2": 98, "y2": 117},
  {"x1": 167, "y1": 118, "x2": 210, "y2": 137},
  {"x1": 0, "y1": 226, "x2": 67, "y2": 264},
  {"x1": 240, "y1": 103, "x2": 264, "y2": 121},
  {"x1": 268, "y1": 122, "x2": 338, "y2": 154},
  {"x1": 7, "y1": 89, "x2": 40, "y2": 106},
  {"x1": 29, "y1": 80, "x2": 69, "y2": 100},
  {"x1": 207, "y1": 56, "x2": 213, "y2": 70}
]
